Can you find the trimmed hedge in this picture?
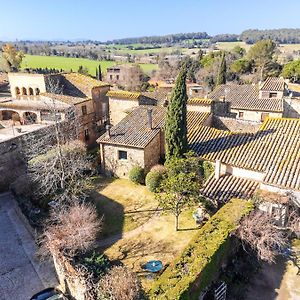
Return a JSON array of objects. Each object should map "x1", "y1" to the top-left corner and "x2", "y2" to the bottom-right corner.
[
  {"x1": 149, "y1": 199, "x2": 253, "y2": 300},
  {"x1": 145, "y1": 171, "x2": 163, "y2": 192},
  {"x1": 129, "y1": 165, "x2": 145, "y2": 184}
]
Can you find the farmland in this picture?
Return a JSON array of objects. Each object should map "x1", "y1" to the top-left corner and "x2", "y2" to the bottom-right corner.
[{"x1": 21, "y1": 55, "x2": 158, "y2": 76}]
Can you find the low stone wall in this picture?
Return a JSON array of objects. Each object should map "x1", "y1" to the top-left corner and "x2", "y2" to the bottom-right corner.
[{"x1": 52, "y1": 254, "x2": 90, "y2": 300}]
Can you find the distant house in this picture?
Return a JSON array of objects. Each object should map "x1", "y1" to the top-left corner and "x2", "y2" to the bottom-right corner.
[
  {"x1": 209, "y1": 77, "x2": 287, "y2": 122},
  {"x1": 3, "y1": 72, "x2": 110, "y2": 146},
  {"x1": 106, "y1": 64, "x2": 143, "y2": 89},
  {"x1": 97, "y1": 106, "x2": 211, "y2": 178}
]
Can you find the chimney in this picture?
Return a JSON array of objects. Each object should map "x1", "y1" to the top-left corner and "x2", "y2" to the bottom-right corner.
[
  {"x1": 105, "y1": 124, "x2": 111, "y2": 138},
  {"x1": 147, "y1": 108, "x2": 153, "y2": 129},
  {"x1": 215, "y1": 159, "x2": 221, "y2": 180}
]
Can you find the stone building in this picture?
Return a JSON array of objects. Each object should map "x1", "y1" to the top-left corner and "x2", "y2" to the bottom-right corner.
[
  {"x1": 97, "y1": 105, "x2": 211, "y2": 178},
  {"x1": 106, "y1": 64, "x2": 143, "y2": 90},
  {"x1": 209, "y1": 77, "x2": 287, "y2": 122},
  {"x1": 2, "y1": 72, "x2": 110, "y2": 146}
]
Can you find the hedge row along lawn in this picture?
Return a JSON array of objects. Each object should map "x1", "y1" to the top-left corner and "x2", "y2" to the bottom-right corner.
[
  {"x1": 21, "y1": 54, "x2": 158, "y2": 76},
  {"x1": 149, "y1": 198, "x2": 254, "y2": 300}
]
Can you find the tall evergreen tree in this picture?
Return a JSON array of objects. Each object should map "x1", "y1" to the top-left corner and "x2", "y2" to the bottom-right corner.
[
  {"x1": 96, "y1": 67, "x2": 99, "y2": 79},
  {"x1": 216, "y1": 52, "x2": 226, "y2": 85},
  {"x1": 98, "y1": 64, "x2": 102, "y2": 81},
  {"x1": 165, "y1": 68, "x2": 188, "y2": 160}
]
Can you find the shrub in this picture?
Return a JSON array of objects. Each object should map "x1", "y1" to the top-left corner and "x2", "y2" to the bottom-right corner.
[
  {"x1": 149, "y1": 199, "x2": 253, "y2": 300},
  {"x1": 150, "y1": 164, "x2": 167, "y2": 175},
  {"x1": 202, "y1": 161, "x2": 214, "y2": 180},
  {"x1": 129, "y1": 166, "x2": 145, "y2": 184},
  {"x1": 145, "y1": 171, "x2": 162, "y2": 192}
]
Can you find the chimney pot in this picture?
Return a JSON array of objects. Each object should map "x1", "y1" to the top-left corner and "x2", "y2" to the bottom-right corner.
[{"x1": 105, "y1": 124, "x2": 111, "y2": 138}]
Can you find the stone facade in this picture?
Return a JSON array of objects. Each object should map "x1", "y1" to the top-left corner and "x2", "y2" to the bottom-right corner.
[
  {"x1": 100, "y1": 132, "x2": 162, "y2": 178},
  {"x1": 109, "y1": 98, "x2": 139, "y2": 125},
  {"x1": 231, "y1": 108, "x2": 282, "y2": 123}
]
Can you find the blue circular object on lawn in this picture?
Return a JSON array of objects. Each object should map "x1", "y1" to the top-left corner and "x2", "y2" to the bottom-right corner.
[{"x1": 145, "y1": 260, "x2": 163, "y2": 273}]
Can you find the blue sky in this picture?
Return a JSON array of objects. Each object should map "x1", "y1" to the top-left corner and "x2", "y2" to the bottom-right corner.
[{"x1": 1, "y1": 0, "x2": 300, "y2": 41}]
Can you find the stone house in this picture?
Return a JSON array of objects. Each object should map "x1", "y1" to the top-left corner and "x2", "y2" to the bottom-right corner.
[
  {"x1": 209, "y1": 77, "x2": 287, "y2": 122},
  {"x1": 97, "y1": 104, "x2": 212, "y2": 178},
  {"x1": 3, "y1": 72, "x2": 110, "y2": 146},
  {"x1": 106, "y1": 64, "x2": 143, "y2": 90}
]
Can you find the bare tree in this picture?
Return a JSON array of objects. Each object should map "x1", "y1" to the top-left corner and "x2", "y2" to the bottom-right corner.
[
  {"x1": 40, "y1": 202, "x2": 101, "y2": 258},
  {"x1": 97, "y1": 266, "x2": 143, "y2": 300},
  {"x1": 235, "y1": 210, "x2": 287, "y2": 263}
]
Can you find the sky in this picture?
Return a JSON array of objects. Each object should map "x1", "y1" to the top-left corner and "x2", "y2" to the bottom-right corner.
[{"x1": 1, "y1": 0, "x2": 300, "y2": 41}]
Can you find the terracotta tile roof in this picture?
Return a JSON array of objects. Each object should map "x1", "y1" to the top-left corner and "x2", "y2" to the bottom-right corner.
[
  {"x1": 142, "y1": 90, "x2": 170, "y2": 105},
  {"x1": 201, "y1": 174, "x2": 259, "y2": 203},
  {"x1": 188, "y1": 98, "x2": 212, "y2": 105},
  {"x1": 189, "y1": 118, "x2": 300, "y2": 190},
  {"x1": 97, "y1": 107, "x2": 211, "y2": 148},
  {"x1": 97, "y1": 106, "x2": 165, "y2": 148},
  {"x1": 260, "y1": 77, "x2": 286, "y2": 91},
  {"x1": 106, "y1": 90, "x2": 141, "y2": 100},
  {"x1": 41, "y1": 93, "x2": 89, "y2": 105},
  {"x1": 60, "y1": 73, "x2": 109, "y2": 97},
  {"x1": 209, "y1": 83, "x2": 283, "y2": 112}
]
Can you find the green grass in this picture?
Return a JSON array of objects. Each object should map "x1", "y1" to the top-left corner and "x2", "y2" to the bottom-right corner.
[
  {"x1": 216, "y1": 41, "x2": 251, "y2": 52},
  {"x1": 21, "y1": 54, "x2": 158, "y2": 76}
]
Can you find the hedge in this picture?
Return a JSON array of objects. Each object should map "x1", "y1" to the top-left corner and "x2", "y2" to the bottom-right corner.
[
  {"x1": 149, "y1": 199, "x2": 253, "y2": 300},
  {"x1": 128, "y1": 165, "x2": 145, "y2": 184},
  {"x1": 145, "y1": 171, "x2": 163, "y2": 192}
]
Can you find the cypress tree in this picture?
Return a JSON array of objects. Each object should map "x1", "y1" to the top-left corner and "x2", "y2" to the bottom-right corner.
[
  {"x1": 96, "y1": 67, "x2": 98, "y2": 79},
  {"x1": 165, "y1": 67, "x2": 188, "y2": 160},
  {"x1": 216, "y1": 51, "x2": 226, "y2": 85},
  {"x1": 98, "y1": 64, "x2": 102, "y2": 81}
]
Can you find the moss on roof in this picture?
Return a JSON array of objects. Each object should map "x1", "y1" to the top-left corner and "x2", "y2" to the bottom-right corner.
[{"x1": 106, "y1": 90, "x2": 141, "y2": 100}]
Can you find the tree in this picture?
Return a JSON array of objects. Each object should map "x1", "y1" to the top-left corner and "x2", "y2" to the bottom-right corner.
[
  {"x1": 282, "y1": 59, "x2": 300, "y2": 82},
  {"x1": 97, "y1": 266, "x2": 143, "y2": 300},
  {"x1": 235, "y1": 210, "x2": 287, "y2": 263},
  {"x1": 1, "y1": 44, "x2": 24, "y2": 71},
  {"x1": 40, "y1": 202, "x2": 101, "y2": 258},
  {"x1": 28, "y1": 140, "x2": 93, "y2": 203},
  {"x1": 157, "y1": 155, "x2": 202, "y2": 231},
  {"x1": 98, "y1": 64, "x2": 102, "y2": 81},
  {"x1": 248, "y1": 39, "x2": 276, "y2": 80},
  {"x1": 216, "y1": 51, "x2": 226, "y2": 85},
  {"x1": 96, "y1": 67, "x2": 99, "y2": 79},
  {"x1": 165, "y1": 67, "x2": 188, "y2": 160},
  {"x1": 230, "y1": 58, "x2": 252, "y2": 74}
]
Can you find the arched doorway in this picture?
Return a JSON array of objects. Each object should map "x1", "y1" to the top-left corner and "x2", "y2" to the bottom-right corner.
[
  {"x1": 15, "y1": 87, "x2": 20, "y2": 96},
  {"x1": 35, "y1": 88, "x2": 40, "y2": 95},
  {"x1": 22, "y1": 87, "x2": 27, "y2": 95},
  {"x1": 29, "y1": 87, "x2": 34, "y2": 95},
  {"x1": 23, "y1": 111, "x2": 37, "y2": 124},
  {"x1": 0, "y1": 110, "x2": 21, "y2": 124}
]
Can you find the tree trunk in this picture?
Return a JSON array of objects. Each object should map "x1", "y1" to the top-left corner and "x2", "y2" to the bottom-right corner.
[{"x1": 175, "y1": 214, "x2": 179, "y2": 231}]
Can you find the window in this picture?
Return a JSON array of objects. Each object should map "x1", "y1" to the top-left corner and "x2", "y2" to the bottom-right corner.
[
  {"x1": 84, "y1": 129, "x2": 89, "y2": 141},
  {"x1": 238, "y1": 111, "x2": 244, "y2": 119},
  {"x1": 269, "y1": 92, "x2": 277, "y2": 98},
  {"x1": 81, "y1": 105, "x2": 87, "y2": 115},
  {"x1": 29, "y1": 87, "x2": 34, "y2": 95},
  {"x1": 118, "y1": 150, "x2": 127, "y2": 160},
  {"x1": 110, "y1": 75, "x2": 113, "y2": 80},
  {"x1": 15, "y1": 87, "x2": 20, "y2": 95},
  {"x1": 35, "y1": 88, "x2": 40, "y2": 95},
  {"x1": 116, "y1": 75, "x2": 119, "y2": 80}
]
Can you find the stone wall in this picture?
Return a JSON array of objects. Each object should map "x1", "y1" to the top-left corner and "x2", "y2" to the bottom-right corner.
[
  {"x1": 100, "y1": 143, "x2": 145, "y2": 178},
  {"x1": 231, "y1": 109, "x2": 282, "y2": 123},
  {"x1": 144, "y1": 133, "x2": 162, "y2": 172}
]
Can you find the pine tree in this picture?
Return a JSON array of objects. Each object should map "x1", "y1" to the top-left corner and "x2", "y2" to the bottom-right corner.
[
  {"x1": 216, "y1": 52, "x2": 226, "y2": 85},
  {"x1": 165, "y1": 67, "x2": 188, "y2": 160},
  {"x1": 98, "y1": 64, "x2": 102, "y2": 81}
]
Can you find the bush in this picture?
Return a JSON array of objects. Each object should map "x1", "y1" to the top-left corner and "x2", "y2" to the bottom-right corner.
[
  {"x1": 202, "y1": 161, "x2": 214, "y2": 180},
  {"x1": 145, "y1": 171, "x2": 162, "y2": 192},
  {"x1": 150, "y1": 164, "x2": 167, "y2": 174},
  {"x1": 129, "y1": 166, "x2": 145, "y2": 184},
  {"x1": 149, "y1": 199, "x2": 253, "y2": 300}
]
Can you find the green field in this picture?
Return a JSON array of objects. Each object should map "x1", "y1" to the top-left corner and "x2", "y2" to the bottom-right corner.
[
  {"x1": 21, "y1": 55, "x2": 158, "y2": 76},
  {"x1": 216, "y1": 41, "x2": 251, "y2": 52}
]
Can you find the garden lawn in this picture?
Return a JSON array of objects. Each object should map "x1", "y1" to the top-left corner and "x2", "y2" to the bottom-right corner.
[
  {"x1": 21, "y1": 55, "x2": 158, "y2": 76},
  {"x1": 90, "y1": 178, "x2": 159, "y2": 238}
]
